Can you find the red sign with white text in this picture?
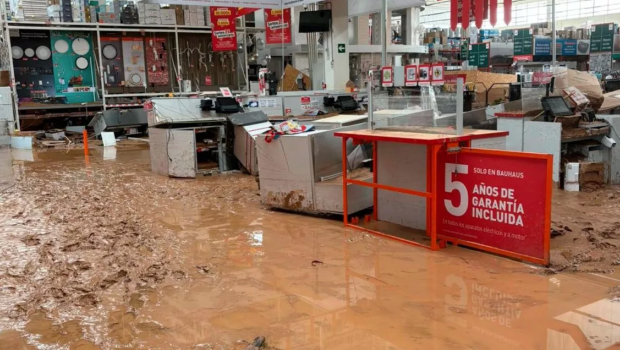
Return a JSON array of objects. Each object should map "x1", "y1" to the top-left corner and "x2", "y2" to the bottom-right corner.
[
  {"x1": 210, "y1": 7, "x2": 238, "y2": 51},
  {"x1": 532, "y1": 72, "x2": 553, "y2": 85},
  {"x1": 264, "y1": 9, "x2": 292, "y2": 45},
  {"x1": 437, "y1": 148, "x2": 552, "y2": 265},
  {"x1": 444, "y1": 73, "x2": 467, "y2": 85}
]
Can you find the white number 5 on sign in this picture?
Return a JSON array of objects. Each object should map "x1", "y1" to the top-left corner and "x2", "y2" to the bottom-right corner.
[{"x1": 444, "y1": 163, "x2": 469, "y2": 216}]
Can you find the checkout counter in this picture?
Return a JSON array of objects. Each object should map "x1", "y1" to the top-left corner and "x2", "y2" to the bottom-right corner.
[{"x1": 255, "y1": 109, "x2": 439, "y2": 215}]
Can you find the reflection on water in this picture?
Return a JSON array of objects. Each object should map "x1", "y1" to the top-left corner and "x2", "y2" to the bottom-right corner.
[{"x1": 0, "y1": 147, "x2": 618, "y2": 350}]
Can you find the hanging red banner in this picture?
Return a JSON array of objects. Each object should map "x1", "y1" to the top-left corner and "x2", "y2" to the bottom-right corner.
[
  {"x1": 450, "y1": 0, "x2": 458, "y2": 30},
  {"x1": 461, "y1": 0, "x2": 470, "y2": 29},
  {"x1": 504, "y1": 0, "x2": 512, "y2": 25},
  {"x1": 457, "y1": 0, "x2": 490, "y2": 28},
  {"x1": 236, "y1": 7, "x2": 258, "y2": 17},
  {"x1": 264, "y1": 8, "x2": 292, "y2": 45},
  {"x1": 210, "y1": 7, "x2": 238, "y2": 51},
  {"x1": 489, "y1": 0, "x2": 497, "y2": 26},
  {"x1": 475, "y1": 0, "x2": 484, "y2": 28}
]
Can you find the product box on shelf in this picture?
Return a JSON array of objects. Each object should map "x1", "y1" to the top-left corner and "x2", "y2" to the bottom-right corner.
[
  {"x1": 160, "y1": 9, "x2": 175, "y2": 25},
  {"x1": 98, "y1": 12, "x2": 120, "y2": 23},
  {"x1": 145, "y1": 9, "x2": 159, "y2": 18},
  {"x1": 145, "y1": 16, "x2": 161, "y2": 24},
  {"x1": 145, "y1": 3, "x2": 160, "y2": 11}
]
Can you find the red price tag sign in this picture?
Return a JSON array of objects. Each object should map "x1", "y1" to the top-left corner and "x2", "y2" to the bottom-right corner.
[{"x1": 437, "y1": 148, "x2": 552, "y2": 265}]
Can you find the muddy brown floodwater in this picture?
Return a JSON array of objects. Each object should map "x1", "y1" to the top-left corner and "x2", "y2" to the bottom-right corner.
[{"x1": 0, "y1": 145, "x2": 619, "y2": 350}]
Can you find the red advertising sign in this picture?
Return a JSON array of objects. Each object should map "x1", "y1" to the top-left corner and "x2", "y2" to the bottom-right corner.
[
  {"x1": 444, "y1": 73, "x2": 467, "y2": 85},
  {"x1": 381, "y1": 67, "x2": 393, "y2": 87},
  {"x1": 437, "y1": 148, "x2": 552, "y2": 265},
  {"x1": 236, "y1": 7, "x2": 258, "y2": 17},
  {"x1": 264, "y1": 8, "x2": 292, "y2": 45},
  {"x1": 532, "y1": 72, "x2": 553, "y2": 84},
  {"x1": 418, "y1": 64, "x2": 431, "y2": 85},
  {"x1": 405, "y1": 65, "x2": 418, "y2": 86},
  {"x1": 431, "y1": 63, "x2": 445, "y2": 85},
  {"x1": 210, "y1": 7, "x2": 237, "y2": 51}
]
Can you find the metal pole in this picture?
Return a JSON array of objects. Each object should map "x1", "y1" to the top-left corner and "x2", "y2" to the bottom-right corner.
[
  {"x1": 4, "y1": 21, "x2": 20, "y2": 131},
  {"x1": 381, "y1": 0, "x2": 388, "y2": 67},
  {"x1": 174, "y1": 29, "x2": 182, "y2": 93},
  {"x1": 551, "y1": 0, "x2": 556, "y2": 67},
  {"x1": 96, "y1": 27, "x2": 107, "y2": 111},
  {"x1": 368, "y1": 70, "x2": 374, "y2": 130},
  {"x1": 456, "y1": 78, "x2": 463, "y2": 135},
  {"x1": 242, "y1": 16, "x2": 249, "y2": 91}
]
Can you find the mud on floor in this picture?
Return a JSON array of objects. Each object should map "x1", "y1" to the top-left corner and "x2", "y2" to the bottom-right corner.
[
  {"x1": 548, "y1": 189, "x2": 620, "y2": 273},
  {"x1": 0, "y1": 151, "x2": 260, "y2": 348}
]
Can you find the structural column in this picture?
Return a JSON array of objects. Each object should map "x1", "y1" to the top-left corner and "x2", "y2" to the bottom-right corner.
[{"x1": 323, "y1": 0, "x2": 349, "y2": 89}]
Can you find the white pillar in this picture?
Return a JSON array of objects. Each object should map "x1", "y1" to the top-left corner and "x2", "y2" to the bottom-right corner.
[
  {"x1": 405, "y1": 7, "x2": 422, "y2": 45},
  {"x1": 324, "y1": 0, "x2": 349, "y2": 89}
]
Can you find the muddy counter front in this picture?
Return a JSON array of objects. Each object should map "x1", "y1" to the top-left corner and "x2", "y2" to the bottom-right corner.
[{"x1": 255, "y1": 110, "x2": 436, "y2": 215}]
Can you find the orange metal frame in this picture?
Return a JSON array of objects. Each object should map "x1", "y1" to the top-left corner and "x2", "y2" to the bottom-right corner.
[
  {"x1": 340, "y1": 137, "x2": 553, "y2": 266},
  {"x1": 341, "y1": 136, "x2": 444, "y2": 251}
]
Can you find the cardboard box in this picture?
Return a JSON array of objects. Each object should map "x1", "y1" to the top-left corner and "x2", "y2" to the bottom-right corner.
[
  {"x1": 160, "y1": 9, "x2": 175, "y2": 24},
  {"x1": 579, "y1": 162, "x2": 605, "y2": 187},
  {"x1": 145, "y1": 16, "x2": 161, "y2": 24},
  {"x1": 145, "y1": 9, "x2": 159, "y2": 17},
  {"x1": 554, "y1": 69, "x2": 604, "y2": 111},
  {"x1": 145, "y1": 3, "x2": 159, "y2": 11}
]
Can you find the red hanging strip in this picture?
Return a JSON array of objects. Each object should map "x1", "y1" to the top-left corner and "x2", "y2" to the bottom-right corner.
[
  {"x1": 451, "y1": 0, "x2": 458, "y2": 30},
  {"x1": 490, "y1": 0, "x2": 497, "y2": 26},
  {"x1": 462, "y1": 0, "x2": 470, "y2": 29},
  {"x1": 475, "y1": 0, "x2": 484, "y2": 28},
  {"x1": 504, "y1": 0, "x2": 512, "y2": 25}
]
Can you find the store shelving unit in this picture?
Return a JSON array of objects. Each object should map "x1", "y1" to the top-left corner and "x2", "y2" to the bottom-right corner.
[{"x1": 2, "y1": 18, "x2": 253, "y2": 128}]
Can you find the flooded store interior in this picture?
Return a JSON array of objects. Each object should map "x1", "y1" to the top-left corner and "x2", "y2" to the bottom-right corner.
[{"x1": 0, "y1": 145, "x2": 619, "y2": 350}]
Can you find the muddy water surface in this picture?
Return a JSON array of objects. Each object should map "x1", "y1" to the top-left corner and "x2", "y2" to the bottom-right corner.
[{"x1": 0, "y1": 146, "x2": 619, "y2": 350}]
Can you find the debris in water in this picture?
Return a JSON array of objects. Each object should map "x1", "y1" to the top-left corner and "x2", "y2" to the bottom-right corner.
[{"x1": 311, "y1": 260, "x2": 323, "y2": 266}]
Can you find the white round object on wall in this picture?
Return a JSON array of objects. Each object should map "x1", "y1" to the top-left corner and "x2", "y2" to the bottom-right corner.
[
  {"x1": 24, "y1": 48, "x2": 35, "y2": 57},
  {"x1": 76, "y1": 57, "x2": 89, "y2": 70},
  {"x1": 72, "y1": 38, "x2": 90, "y2": 55},
  {"x1": 102, "y1": 44, "x2": 117, "y2": 60},
  {"x1": 35, "y1": 46, "x2": 52, "y2": 60},
  {"x1": 12, "y1": 46, "x2": 23, "y2": 59},
  {"x1": 54, "y1": 39, "x2": 69, "y2": 54}
]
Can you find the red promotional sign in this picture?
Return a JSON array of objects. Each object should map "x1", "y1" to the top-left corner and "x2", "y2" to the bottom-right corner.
[
  {"x1": 264, "y1": 9, "x2": 292, "y2": 44},
  {"x1": 532, "y1": 72, "x2": 553, "y2": 84},
  {"x1": 431, "y1": 63, "x2": 445, "y2": 85},
  {"x1": 418, "y1": 64, "x2": 431, "y2": 85},
  {"x1": 437, "y1": 148, "x2": 552, "y2": 265},
  {"x1": 444, "y1": 73, "x2": 467, "y2": 85},
  {"x1": 236, "y1": 7, "x2": 258, "y2": 17},
  {"x1": 381, "y1": 67, "x2": 393, "y2": 87},
  {"x1": 210, "y1": 7, "x2": 237, "y2": 51},
  {"x1": 405, "y1": 65, "x2": 418, "y2": 86}
]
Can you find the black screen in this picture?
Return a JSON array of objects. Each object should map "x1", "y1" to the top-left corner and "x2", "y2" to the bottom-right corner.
[{"x1": 299, "y1": 10, "x2": 331, "y2": 33}]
